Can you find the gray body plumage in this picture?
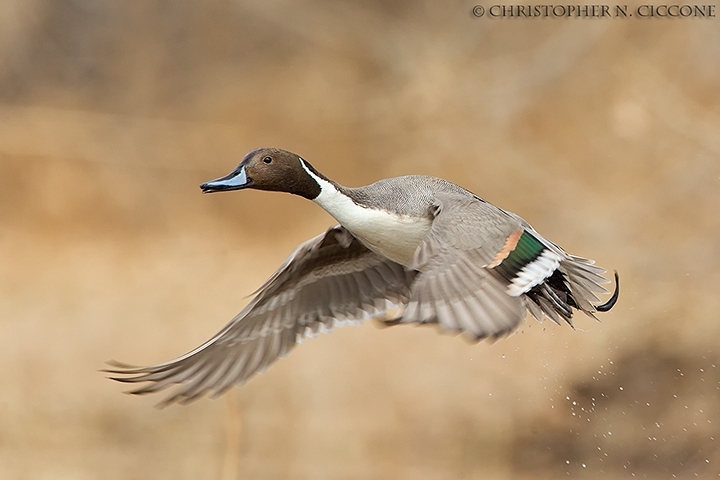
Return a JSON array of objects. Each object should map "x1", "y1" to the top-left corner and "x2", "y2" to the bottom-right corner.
[
  {"x1": 108, "y1": 148, "x2": 618, "y2": 406},
  {"x1": 341, "y1": 175, "x2": 474, "y2": 216}
]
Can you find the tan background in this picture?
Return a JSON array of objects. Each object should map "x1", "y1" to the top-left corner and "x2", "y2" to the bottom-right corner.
[{"x1": 1, "y1": 1, "x2": 719, "y2": 479}]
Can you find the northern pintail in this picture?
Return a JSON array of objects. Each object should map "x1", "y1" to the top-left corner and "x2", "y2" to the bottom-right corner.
[{"x1": 108, "y1": 147, "x2": 618, "y2": 406}]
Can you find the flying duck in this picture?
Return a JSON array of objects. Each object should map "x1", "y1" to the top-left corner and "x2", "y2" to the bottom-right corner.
[{"x1": 108, "y1": 147, "x2": 619, "y2": 406}]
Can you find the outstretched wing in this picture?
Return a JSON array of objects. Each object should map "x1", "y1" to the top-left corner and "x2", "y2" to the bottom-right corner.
[{"x1": 107, "y1": 226, "x2": 415, "y2": 406}]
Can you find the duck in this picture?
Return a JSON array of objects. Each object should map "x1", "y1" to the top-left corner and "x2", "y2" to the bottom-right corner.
[{"x1": 107, "y1": 147, "x2": 619, "y2": 406}]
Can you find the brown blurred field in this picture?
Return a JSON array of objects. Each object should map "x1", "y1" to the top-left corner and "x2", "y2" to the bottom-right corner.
[{"x1": 1, "y1": 1, "x2": 719, "y2": 479}]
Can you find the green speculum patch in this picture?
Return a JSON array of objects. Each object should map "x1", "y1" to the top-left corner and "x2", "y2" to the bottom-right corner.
[{"x1": 496, "y1": 231, "x2": 546, "y2": 281}]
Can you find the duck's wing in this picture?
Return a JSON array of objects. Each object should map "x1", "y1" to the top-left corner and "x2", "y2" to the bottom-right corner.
[
  {"x1": 106, "y1": 226, "x2": 414, "y2": 406},
  {"x1": 400, "y1": 193, "x2": 527, "y2": 339},
  {"x1": 400, "y1": 192, "x2": 615, "y2": 339}
]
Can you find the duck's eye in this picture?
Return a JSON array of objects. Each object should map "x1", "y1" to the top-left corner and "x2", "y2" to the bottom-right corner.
[{"x1": 263, "y1": 156, "x2": 272, "y2": 164}]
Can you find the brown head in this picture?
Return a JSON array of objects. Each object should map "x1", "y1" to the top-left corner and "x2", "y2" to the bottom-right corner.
[{"x1": 200, "y1": 148, "x2": 324, "y2": 200}]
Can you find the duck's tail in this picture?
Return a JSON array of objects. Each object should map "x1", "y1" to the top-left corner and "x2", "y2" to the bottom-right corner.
[{"x1": 523, "y1": 254, "x2": 619, "y2": 326}]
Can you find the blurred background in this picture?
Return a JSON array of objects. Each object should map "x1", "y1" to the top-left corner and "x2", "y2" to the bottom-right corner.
[{"x1": 1, "y1": 1, "x2": 719, "y2": 479}]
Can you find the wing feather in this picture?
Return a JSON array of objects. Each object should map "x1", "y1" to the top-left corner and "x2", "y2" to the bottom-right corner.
[
  {"x1": 107, "y1": 226, "x2": 415, "y2": 406},
  {"x1": 401, "y1": 192, "x2": 528, "y2": 338}
]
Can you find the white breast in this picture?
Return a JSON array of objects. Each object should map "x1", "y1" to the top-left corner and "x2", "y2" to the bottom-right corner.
[
  {"x1": 342, "y1": 207, "x2": 431, "y2": 267},
  {"x1": 302, "y1": 164, "x2": 432, "y2": 266}
]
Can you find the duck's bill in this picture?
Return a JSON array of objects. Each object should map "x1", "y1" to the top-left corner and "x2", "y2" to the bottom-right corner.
[{"x1": 200, "y1": 165, "x2": 251, "y2": 193}]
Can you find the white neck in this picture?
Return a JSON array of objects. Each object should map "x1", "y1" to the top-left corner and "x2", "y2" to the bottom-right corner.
[
  {"x1": 299, "y1": 160, "x2": 431, "y2": 266},
  {"x1": 300, "y1": 159, "x2": 358, "y2": 222}
]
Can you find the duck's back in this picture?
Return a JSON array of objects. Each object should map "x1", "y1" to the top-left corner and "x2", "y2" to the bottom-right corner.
[{"x1": 343, "y1": 175, "x2": 480, "y2": 217}]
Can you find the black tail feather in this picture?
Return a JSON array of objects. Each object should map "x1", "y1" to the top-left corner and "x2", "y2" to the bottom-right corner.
[
  {"x1": 526, "y1": 269, "x2": 576, "y2": 325},
  {"x1": 596, "y1": 271, "x2": 619, "y2": 312}
]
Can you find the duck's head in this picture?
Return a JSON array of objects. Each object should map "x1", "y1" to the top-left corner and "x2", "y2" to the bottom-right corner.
[{"x1": 200, "y1": 147, "x2": 323, "y2": 199}]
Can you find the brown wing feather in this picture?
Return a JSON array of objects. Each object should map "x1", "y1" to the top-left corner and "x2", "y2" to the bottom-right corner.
[{"x1": 107, "y1": 226, "x2": 414, "y2": 406}]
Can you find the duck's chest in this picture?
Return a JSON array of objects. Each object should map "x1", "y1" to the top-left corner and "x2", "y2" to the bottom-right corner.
[
  {"x1": 345, "y1": 209, "x2": 432, "y2": 266},
  {"x1": 313, "y1": 186, "x2": 432, "y2": 266}
]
